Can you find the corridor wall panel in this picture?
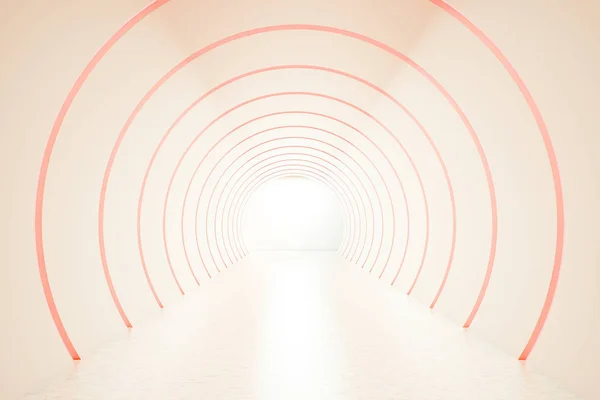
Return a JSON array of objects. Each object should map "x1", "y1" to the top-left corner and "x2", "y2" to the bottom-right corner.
[
  {"x1": 388, "y1": 1, "x2": 599, "y2": 398},
  {"x1": 0, "y1": 1, "x2": 163, "y2": 397},
  {"x1": 377, "y1": 2, "x2": 559, "y2": 356}
]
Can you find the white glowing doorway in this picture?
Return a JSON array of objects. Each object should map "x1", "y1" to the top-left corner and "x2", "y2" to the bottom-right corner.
[{"x1": 241, "y1": 177, "x2": 345, "y2": 251}]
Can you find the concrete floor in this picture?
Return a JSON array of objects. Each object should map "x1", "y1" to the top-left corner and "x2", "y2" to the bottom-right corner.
[{"x1": 25, "y1": 252, "x2": 580, "y2": 399}]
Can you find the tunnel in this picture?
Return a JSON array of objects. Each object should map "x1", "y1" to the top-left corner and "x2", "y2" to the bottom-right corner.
[{"x1": 1, "y1": 0, "x2": 599, "y2": 399}]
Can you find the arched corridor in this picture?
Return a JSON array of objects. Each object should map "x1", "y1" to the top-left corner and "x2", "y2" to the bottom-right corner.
[{"x1": 1, "y1": 0, "x2": 599, "y2": 398}]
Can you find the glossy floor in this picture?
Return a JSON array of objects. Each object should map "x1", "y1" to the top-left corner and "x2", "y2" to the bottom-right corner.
[{"x1": 26, "y1": 251, "x2": 580, "y2": 399}]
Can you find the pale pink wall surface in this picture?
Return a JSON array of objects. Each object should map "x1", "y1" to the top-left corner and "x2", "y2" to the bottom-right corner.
[{"x1": 0, "y1": 0, "x2": 599, "y2": 398}]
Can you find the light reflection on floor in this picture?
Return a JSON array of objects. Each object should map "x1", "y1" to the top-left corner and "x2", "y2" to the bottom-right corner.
[
  {"x1": 258, "y1": 257, "x2": 340, "y2": 399},
  {"x1": 25, "y1": 251, "x2": 580, "y2": 399}
]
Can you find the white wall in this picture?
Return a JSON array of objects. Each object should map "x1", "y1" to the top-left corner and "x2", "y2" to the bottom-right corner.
[{"x1": 242, "y1": 177, "x2": 344, "y2": 250}]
